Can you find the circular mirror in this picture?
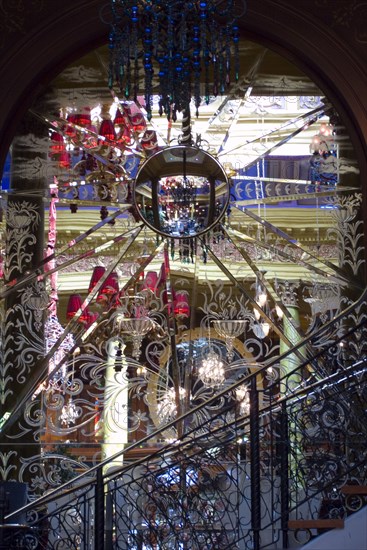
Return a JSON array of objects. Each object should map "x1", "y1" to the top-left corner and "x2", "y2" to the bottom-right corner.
[{"x1": 134, "y1": 145, "x2": 230, "y2": 238}]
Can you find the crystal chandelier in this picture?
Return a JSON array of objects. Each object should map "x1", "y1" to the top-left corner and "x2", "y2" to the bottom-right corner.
[
  {"x1": 108, "y1": 0, "x2": 245, "y2": 121},
  {"x1": 157, "y1": 387, "x2": 186, "y2": 423},
  {"x1": 198, "y1": 350, "x2": 225, "y2": 387},
  {"x1": 60, "y1": 398, "x2": 79, "y2": 426}
]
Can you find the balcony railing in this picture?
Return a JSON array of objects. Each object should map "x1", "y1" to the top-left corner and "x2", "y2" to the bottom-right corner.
[{"x1": 3, "y1": 289, "x2": 367, "y2": 549}]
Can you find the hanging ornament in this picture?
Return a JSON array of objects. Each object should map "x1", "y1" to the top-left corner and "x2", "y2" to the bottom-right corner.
[{"x1": 108, "y1": 0, "x2": 245, "y2": 120}]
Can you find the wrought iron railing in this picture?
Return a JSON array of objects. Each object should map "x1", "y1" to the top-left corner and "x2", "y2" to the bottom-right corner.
[{"x1": 4, "y1": 291, "x2": 367, "y2": 549}]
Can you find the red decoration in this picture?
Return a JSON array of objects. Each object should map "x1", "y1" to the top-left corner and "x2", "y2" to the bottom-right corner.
[
  {"x1": 66, "y1": 294, "x2": 89, "y2": 322},
  {"x1": 65, "y1": 114, "x2": 77, "y2": 138},
  {"x1": 124, "y1": 104, "x2": 146, "y2": 133},
  {"x1": 174, "y1": 292, "x2": 190, "y2": 317},
  {"x1": 89, "y1": 266, "x2": 106, "y2": 293},
  {"x1": 58, "y1": 151, "x2": 71, "y2": 169},
  {"x1": 158, "y1": 262, "x2": 167, "y2": 286},
  {"x1": 141, "y1": 130, "x2": 158, "y2": 155},
  {"x1": 143, "y1": 271, "x2": 159, "y2": 291},
  {"x1": 114, "y1": 109, "x2": 125, "y2": 126},
  {"x1": 74, "y1": 107, "x2": 91, "y2": 127},
  {"x1": 97, "y1": 271, "x2": 119, "y2": 301},
  {"x1": 50, "y1": 132, "x2": 65, "y2": 153},
  {"x1": 117, "y1": 125, "x2": 133, "y2": 145},
  {"x1": 99, "y1": 118, "x2": 116, "y2": 141}
]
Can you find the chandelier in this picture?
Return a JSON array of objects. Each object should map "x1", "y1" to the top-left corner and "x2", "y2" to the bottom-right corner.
[
  {"x1": 157, "y1": 387, "x2": 186, "y2": 423},
  {"x1": 108, "y1": 0, "x2": 245, "y2": 121},
  {"x1": 198, "y1": 350, "x2": 225, "y2": 387},
  {"x1": 60, "y1": 398, "x2": 80, "y2": 426}
]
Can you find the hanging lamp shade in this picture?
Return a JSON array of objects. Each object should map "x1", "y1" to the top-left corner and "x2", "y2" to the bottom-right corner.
[
  {"x1": 74, "y1": 107, "x2": 91, "y2": 127},
  {"x1": 143, "y1": 271, "x2": 159, "y2": 292},
  {"x1": 123, "y1": 103, "x2": 146, "y2": 133},
  {"x1": 86, "y1": 311, "x2": 99, "y2": 327},
  {"x1": 117, "y1": 124, "x2": 132, "y2": 145},
  {"x1": 162, "y1": 288, "x2": 176, "y2": 315},
  {"x1": 130, "y1": 112, "x2": 146, "y2": 133},
  {"x1": 158, "y1": 262, "x2": 167, "y2": 286},
  {"x1": 58, "y1": 151, "x2": 71, "y2": 169},
  {"x1": 66, "y1": 294, "x2": 89, "y2": 322},
  {"x1": 89, "y1": 266, "x2": 106, "y2": 293},
  {"x1": 50, "y1": 132, "x2": 65, "y2": 152},
  {"x1": 99, "y1": 118, "x2": 116, "y2": 141},
  {"x1": 121, "y1": 105, "x2": 133, "y2": 130},
  {"x1": 97, "y1": 271, "x2": 119, "y2": 301},
  {"x1": 141, "y1": 130, "x2": 158, "y2": 155},
  {"x1": 113, "y1": 108, "x2": 125, "y2": 126},
  {"x1": 83, "y1": 124, "x2": 99, "y2": 149},
  {"x1": 65, "y1": 113, "x2": 77, "y2": 138},
  {"x1": 174, "y1": 292, "x2": 190, "y2": 317}
]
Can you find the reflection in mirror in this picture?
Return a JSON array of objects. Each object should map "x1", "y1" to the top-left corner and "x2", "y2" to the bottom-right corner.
[{"x1": 134, "y1": 145, "x2": 229, "y2": 238}]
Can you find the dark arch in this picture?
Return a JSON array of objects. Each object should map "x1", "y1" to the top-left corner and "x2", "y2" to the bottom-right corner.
[{"x1": 0, "y1": 0, "x2": 366, "y2": 183}]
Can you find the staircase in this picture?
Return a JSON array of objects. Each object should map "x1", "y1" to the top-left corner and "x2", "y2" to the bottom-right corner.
[{"x1": 3, "y1": 291, "x2": 367, "y2": 549}]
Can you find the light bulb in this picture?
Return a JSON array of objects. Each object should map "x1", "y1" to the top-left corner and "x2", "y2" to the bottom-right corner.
[
  {"x1": 275, "y1": 305, "x2": 283, "y2": 319},
  {"x1": 257, "y1": 291, "x2": 267, "y2": 307}
]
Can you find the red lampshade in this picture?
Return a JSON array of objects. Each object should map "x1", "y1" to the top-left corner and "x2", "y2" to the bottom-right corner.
[
  {"x1": 65, "y1": 114, "x2": 77, "y2": 138},
  {"x1": 141, "y1": 130, "x2": 158, "y2": 155},
  {"x1": 97, "y1": 271, "x2": 119, "y2": 301},
  {"x1": 117, "y1": 125, "x2": 132, "y2": 146},
  {"x1": 158, "y1": 262, "x2": 167, "y2": 286},
  {"x1": 89, "y1": 266, "x2": 106, "y2": 293},
  {"x1": 114, "y1": 108, "x2": 125, "y2": 126},
  {"x1": 66, "y1": 294, "x2": 89, "y2": 322},
  {"x1": 99, "y1": 118, "x2": 116, "y2": 141},
  {"x1": 83, "y1": 125, "x2": 99, "y2": 149},
  {"x1": 74, "y1": 107, "x2": 91, "y2": 127},
  {"x1": 122, "y1": 105, "x2": 134, "y2": 130},
  {"x1": 50, "y1": 131, "x2": 65, "y2": 153},
  {"x1": 174, "y1": 291, "x2": 190, "y2": 317},
  {"x1": 86, "y1": 311, "x2": 99, "y2": 327},
  {"x1": 58, "y1": 151, "x2": 71, "y2": 168},
  {"x1": 143, "y1": 271, "x2": 159, "y2": 292},
  {"x1": 162, "y1": 288, "x2": 176, "y2": 315},
  {"x1": 130, "y1": 112, "x2": 146, "y2": 133},
  {"x1": 123, "y1": 104, "x2": 146, "y2": 133}
]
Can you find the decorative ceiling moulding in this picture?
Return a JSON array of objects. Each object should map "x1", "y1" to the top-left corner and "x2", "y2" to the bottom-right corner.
[{"x1": 0, "y1": 0, "x2": 366, "y2": 180}]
